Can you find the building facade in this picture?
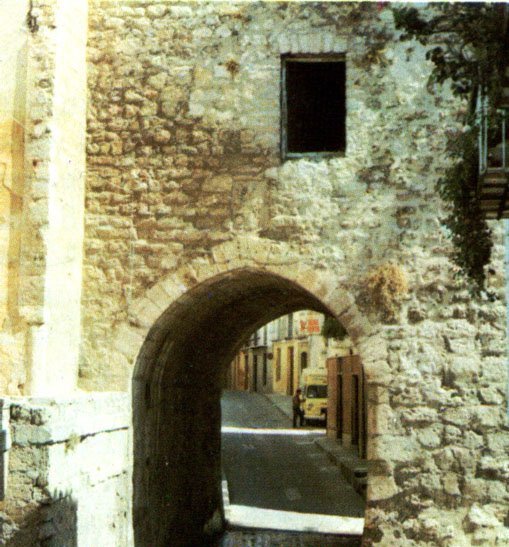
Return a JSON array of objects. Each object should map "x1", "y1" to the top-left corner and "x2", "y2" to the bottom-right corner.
[
  {"x1": 228, "y1": 320, "x2": 277, "y2": 393},
  {"x1": 271, "y1": 310, "x2": 352, "y2": 395},
  {"x1": 229, "y1": 310, "x2": 353, "y2": 395},
  {"x1": 0, "y1": 1, "x2": 508, "y2": 546}
]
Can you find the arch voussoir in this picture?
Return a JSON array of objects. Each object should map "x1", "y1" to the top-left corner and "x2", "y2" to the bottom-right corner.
[
  {"x1": 113, "y1": 323, "x2": 147, "y2": 363},
  {"x1": 119, "y1": 236, "x2": 381, "y2": 388},
  {"x1": 128, "y1": 297, "x2": 165, "y2": 329},
  {"x1": 326, "y1": 286, "x2": 355, "y2": 317}
]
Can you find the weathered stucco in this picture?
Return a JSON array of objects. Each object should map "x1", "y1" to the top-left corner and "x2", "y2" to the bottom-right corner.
[
  {"x1": 0, "y1": 1, "x2": 508, "y2": 545},
  {"x1": 0, "y1": 0, "x2": 88, "y2": 397},
  {"x1": 0, "y1": 0, "x2": 30, "y2": 396}
]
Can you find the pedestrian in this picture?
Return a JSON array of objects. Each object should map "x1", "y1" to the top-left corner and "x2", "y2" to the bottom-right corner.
[{"x1": 292, "y1": 388, "x2": 305, "y2": 428}]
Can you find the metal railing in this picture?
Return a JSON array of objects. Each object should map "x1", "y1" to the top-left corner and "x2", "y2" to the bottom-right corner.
[
  {"x1": 477, "y1": 91, "x2": 509, "y2": 174},
  {"x1": 477, "y1": 91, "x2": 489, "y2": 173}
]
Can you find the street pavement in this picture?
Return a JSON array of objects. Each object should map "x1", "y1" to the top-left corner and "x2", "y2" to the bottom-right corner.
[
  {"x1": 221, "y1": 390, "x2": 291, "y2": 429},
  {"x1": 218, "y1": 390, "x2": 365, "y2": 545}
]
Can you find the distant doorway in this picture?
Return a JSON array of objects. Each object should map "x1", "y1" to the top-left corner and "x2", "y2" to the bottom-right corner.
[
  {"x1": 287, "y1": 346, "x2": 294, "y2": 395},
  {"x1": 300, "y1": 351, "x2": 308, "y2": 372},
  {"x1": 253, "y1": 355, "x2": 258, "y2": 392}
]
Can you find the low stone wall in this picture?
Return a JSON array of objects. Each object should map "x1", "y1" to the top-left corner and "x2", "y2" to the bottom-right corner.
[{"x1": 0, "y1": 393, "x2": 131, "y2": 547}]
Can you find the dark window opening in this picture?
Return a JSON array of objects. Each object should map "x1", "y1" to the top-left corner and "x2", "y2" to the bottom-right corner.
[
  {"x1": 244, "y1": 354, "x2": 249, "y2": 390},
  {"x1": 287, "y1": 313, "x2": 293, "y2": 338},
  {"x1": 300, "y1": 351, "x2": 308, "y2": 371},
  {"x1": 282, "y1": 56, "x2": 346, "y2": 158},
  {"x1": 306, "y1": 384, "x2": 327, "y2": 399}
]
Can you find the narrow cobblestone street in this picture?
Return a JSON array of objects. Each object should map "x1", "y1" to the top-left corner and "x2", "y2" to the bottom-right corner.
[{"x1": 218, "y1": 391, "x2": 364, "y2": 545}]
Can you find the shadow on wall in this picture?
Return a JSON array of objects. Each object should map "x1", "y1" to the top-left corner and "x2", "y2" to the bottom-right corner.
[{"x1": 2, "y1": 493, "x2": 77, "y2": 547}]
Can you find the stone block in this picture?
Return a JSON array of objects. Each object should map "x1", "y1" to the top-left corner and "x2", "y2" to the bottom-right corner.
[
  {"x1": 368, "y1": 434, "x2": 419, "y2": 463},
  {"x1": 367, "y1": 475, "x2": 399, "y2": 501},
  {"x1": 366, "y1": 384, "x2": 389, "y2": 405},
  {"x1": 416, "y1": 424, "x2": 443, "y2": 449},
  {"x1": 146, "y1": 5, "x2": 167, "y2": 19},
  {"x1": 128, "y1": 298, "x2": 164, "y2": 329},
  {"x1": 472, "y1": 406, "x2": 505, "y2": 429},
  {"x1": 400, "y1": 406, "x2": 438, "y2": 425},
  {"x1": 449, "y1": 356, "x2": 479, "y2": 383},
  {"x1": 112, "y1": 323, "x2": 145, "y2": 360},
  {"x1": 368, "y1": 403, "x2": 394, "y2": 435},
  {"x1": 442, "y1": 407, "x2": 471, "y2": 427},
  {"x1": 485, "y1": 432, "x2": 509, "y2": 452},
  {"x1": 465, "y1": 504, "x2": 502, "y2": 530},
  {"x1": 478, "y1": 386, "x2": 505, "y2": 405},
  {"x1": 202, "y1": 175, "x2": 233, "y2": 193},
  {"x1": 442, "y1": 472, "x2": 461, "y2": 496}
]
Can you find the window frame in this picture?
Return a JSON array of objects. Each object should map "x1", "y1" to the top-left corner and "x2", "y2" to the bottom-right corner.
[{"x1": 280, "y1": 53, "x2": 347, "y2": 161}]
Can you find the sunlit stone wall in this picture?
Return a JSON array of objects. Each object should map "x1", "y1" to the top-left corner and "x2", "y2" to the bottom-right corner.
[
  {"x1": 0, "y1": 1, "x2": 507, "y2": 545},
  {"x1": 83, "y1": 2, "x2": 509, "y2": 545}
]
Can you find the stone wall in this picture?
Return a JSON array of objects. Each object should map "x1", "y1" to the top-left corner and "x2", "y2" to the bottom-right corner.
[
  {"x1": 0, "y1": 0, "x2": 507, "y2": 545},
  {"x1": 83, "y1": 0, "x2": 452, "y2": 389},
  {"x1": 83, "y1": 2, "x2": 509, "y2": 545},
  {"x1": 0, "y1": 394, "x2": 131, "y2": 547},
  {"x1": 82, "y1": 0, "x2": 495, "y2": 390}
]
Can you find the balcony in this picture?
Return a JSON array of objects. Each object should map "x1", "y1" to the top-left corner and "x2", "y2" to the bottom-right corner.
[{"x1": 477, "y1": 93, "x2": 509, "y2": 219}]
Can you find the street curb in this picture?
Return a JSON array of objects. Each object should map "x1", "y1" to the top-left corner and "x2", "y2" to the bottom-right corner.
[{"x1": 313, "y1": 438, "x2": 367, "y2": 498}]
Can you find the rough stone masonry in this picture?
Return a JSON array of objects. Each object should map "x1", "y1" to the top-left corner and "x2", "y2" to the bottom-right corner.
[{"x1": 0, "y1": 1, "x2": 508, "y2": 546}]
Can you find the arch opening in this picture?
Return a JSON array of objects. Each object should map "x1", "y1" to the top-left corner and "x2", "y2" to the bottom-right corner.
[{"x1": 132, "y1": 268, "x2": 362, "y2": 547}]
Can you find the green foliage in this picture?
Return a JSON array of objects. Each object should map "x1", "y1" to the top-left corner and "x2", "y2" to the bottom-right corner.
[
  {"x1": 321, "y1": 315, "x2": 347, "y2": 341},
  {"x1": 393, "y1": 4, "x2": 505, "y2": 100},
  {"x1": 393, "y1": 3, "x2": 507, "y2": 294},
  {"x1": 437, "y1": 124, "x2": 492, "y2": 294}
]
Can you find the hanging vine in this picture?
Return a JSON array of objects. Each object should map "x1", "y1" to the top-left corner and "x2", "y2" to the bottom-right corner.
[
  {"x1": 321, "y1": 315, "x2": 348, "y2": 341},
  {"x1": 392, "y1": 3, "x2": 508, "y2": 295}
]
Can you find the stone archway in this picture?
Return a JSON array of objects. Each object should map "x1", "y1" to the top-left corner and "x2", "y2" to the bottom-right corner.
[{"x1": 114, "y1": 237, "x2": 384, "y2": 547}]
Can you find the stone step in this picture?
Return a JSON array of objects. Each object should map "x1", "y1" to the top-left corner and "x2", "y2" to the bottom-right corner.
[
  {"x1": 479, "y1": 199, "x2": 509, "y2": 210},
  {"x1": 484, "y1": 210, "x2": 509, "y2": 219},
  {"x1": 478, "y1": 171, "x2": 509, "y2": 216},
  {"x1": 215, "y1": 529, "x2": 362, "y2": 546}
]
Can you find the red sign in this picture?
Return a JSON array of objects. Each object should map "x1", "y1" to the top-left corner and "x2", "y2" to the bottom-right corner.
[{"x1": 299, "y1": 318, "x2": 320, "y2": 334}]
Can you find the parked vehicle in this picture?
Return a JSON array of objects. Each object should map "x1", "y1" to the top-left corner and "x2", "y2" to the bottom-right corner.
[{"x1": 300, "y1": 370, "x2": 327, "y2": 425}]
